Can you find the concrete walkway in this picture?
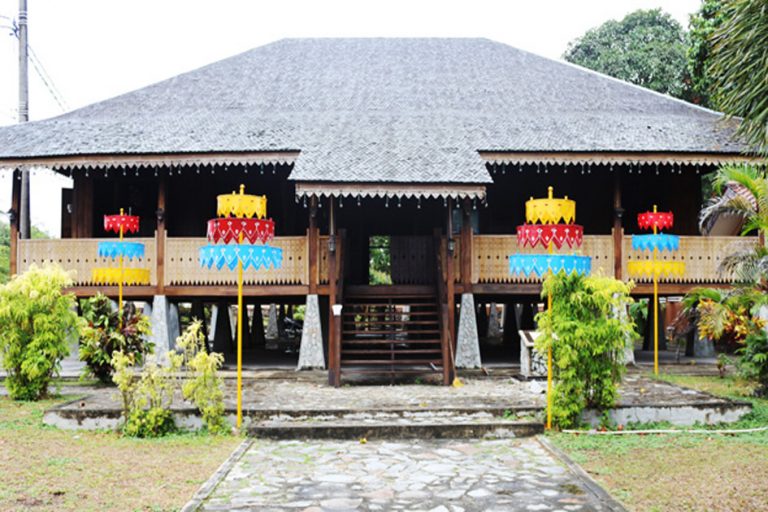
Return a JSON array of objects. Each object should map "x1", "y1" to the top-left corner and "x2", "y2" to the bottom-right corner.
[{"x1": 191, "y1": 438, "x2": 623, "y2": 512}]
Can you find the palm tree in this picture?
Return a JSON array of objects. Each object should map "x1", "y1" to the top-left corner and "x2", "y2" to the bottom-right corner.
[
  {"x1": 710, "y1": 0, "x2": 768, "y2": 154},
  {"x1": 700, "y1": 164, "x2": 767, "y2": 287}
]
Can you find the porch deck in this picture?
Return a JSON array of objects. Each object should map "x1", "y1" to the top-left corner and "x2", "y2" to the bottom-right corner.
[{"x1": 16, "y1": 233, "x2": 757, "y2": 296}]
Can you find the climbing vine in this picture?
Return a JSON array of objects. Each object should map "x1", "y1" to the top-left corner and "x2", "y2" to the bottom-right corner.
[{"x1": 535, "y1": 273, "x2": 637, "y2": 428}]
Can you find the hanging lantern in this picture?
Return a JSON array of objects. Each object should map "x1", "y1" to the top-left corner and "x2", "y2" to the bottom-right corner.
[
  {"x1": 509, "y1": 186, "x2": 592, "y2": 431},
  {"x1": 200, "y1": 185, "x2": 283, "y2": 429},
  {"x1": 92, "y1": 210, "x2": 151, "y2": 313},
  {"x1": 627, "y1": 206, "x2": 685, "y2": 375}
]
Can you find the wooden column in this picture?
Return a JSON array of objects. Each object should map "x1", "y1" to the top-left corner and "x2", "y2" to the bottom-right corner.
[
  {"x1": 613, "y1": 168, "x2": 624, "y2": 280},
  {"x1": 307, "y1": 196, "x2": 319, "y2": 293},
  {"x1": 9, "y1": 170, "x2": 20, "y2": 276},
  {"x1": 156, "y1": 176, "x2": 167, "y2": 293},
  {"x1": 327, "y1": 197, "x2": 340, "y2": 387},
  {"x1": 445, "y1": 198, "x2": 456, "y2": 349},
  {"x1": 460, "y1": 198, "x2": 473, "y2": 290},
  {"x1": 72, "y1": 173, "x2": 94, "y2": 238}
]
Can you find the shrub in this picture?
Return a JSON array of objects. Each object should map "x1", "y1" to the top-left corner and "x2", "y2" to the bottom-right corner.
[
  {"x1": 79, "y1": 293, "x2": 152, "y2": 383},
  {"x1": 0, "y1": 263, "x2": 81, "y2": 400},
  {"x1": 681, "y1": 286, "x2": 768, "y2": 393},
  {"x1": 112, "y1": 351, "x2": 178, "y2": 438},
  {"x1": 535, "y1": 272, "x2": 636, "y2": 428},
  {"x1": 175, "y1": 321, "x2": 229, "y2": 434}
]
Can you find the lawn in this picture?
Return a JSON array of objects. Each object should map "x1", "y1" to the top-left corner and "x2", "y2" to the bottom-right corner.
[
  {"x1": 0, "y1": 388, "x2": 240, "y2": 512},
  {"x1": 549, "y1": 372, "x2": 768, "y2": 512}
]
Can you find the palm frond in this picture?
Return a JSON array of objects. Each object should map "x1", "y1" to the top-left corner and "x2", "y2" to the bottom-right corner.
[{"x1": 699, "y1": 194, "x2": 756, "y2": 233}]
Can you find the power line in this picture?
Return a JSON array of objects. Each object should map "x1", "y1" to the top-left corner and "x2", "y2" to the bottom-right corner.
[
  {"x1": 27, "y1": 44, "x2": 68, "y2": 111},
  {"x1": 3, "y1": 13, "x2": 69, "y2": 113}
]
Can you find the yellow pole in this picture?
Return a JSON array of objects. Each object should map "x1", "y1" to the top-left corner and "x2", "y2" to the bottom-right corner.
[
  {"x1": 118, "y1": 208, "x2": 124, "y2": 322},
  {"x1": 652, "y1": 205, "x2": 659, "y2": 376},
  {"x1": 546, "y1": 186, "x2": 554, "y2": 430},
  {"x1": 236, "y1": 201, "x2": 244, "y2": 429}
]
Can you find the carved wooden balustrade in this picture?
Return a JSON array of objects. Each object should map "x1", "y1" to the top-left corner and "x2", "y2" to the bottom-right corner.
[
  {"x1": 623, "y1": 235, "x2": 758, "y2": 284},
  {"x1": 471, "y1": 234, "x2": 614, "y2": 283},
  {"x1": 17, "y1": 237, "x2": 157, "y2": 285},
  {"x1": 165, "y1": 236, "x2": 307, "y2": 286}
]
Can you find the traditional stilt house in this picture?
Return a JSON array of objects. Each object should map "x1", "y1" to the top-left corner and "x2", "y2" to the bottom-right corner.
[{"x1": 0, "y1": 39, "x2": 758, "y2": 385}]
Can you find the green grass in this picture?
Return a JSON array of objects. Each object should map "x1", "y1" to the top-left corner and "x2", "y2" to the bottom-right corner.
[
  {"x1": 0, "y1": 393, "x2": 240, "y2": 512},
  {"x1": 549, "y1": 372, "x2": 768, "y2": 511}
]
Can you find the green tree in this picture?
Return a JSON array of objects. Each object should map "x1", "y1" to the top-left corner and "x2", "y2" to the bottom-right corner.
[
  {"x1": 710, "y1": 0, "x2": 768, "y2": 153},
  {"x1": 563, "y1": 9, "x2": 688, "y2": 98},
  {"x1": 535, "y1": 273, "x2": 636, "y2": 428},
  {"x1": 699, "y1": 164, "x2": 767, "y2": 284},
  {"x1": 0, "y1": 263, "x2": 81, "y2": 400},
  {"x1": 686, "y1": 0, "x2": 726, "y2": 108}
]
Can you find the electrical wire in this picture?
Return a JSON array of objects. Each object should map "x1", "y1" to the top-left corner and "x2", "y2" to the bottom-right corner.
[{"x1": 561, "y1": 426, "x2": 768, "y2": 435}]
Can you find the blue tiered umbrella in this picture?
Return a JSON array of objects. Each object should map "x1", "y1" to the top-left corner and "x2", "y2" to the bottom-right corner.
[
  {"x1": 199, "y1": 185, "x2": 283, "y2": 429},
  {"x1": 509, "y1": 186, "x2": 592, "y2": 430},
  {"x1": 627, "y1": 206, "x2": 685, "y2": 375}
]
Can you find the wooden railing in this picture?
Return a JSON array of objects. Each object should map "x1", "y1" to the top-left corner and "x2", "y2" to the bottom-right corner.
[
  {"x1": 165, "y1": 236, "x2": 307, "y2": 286},
  {"x1": 16, "y1": 235, "x2": 307, "y2": 287},
  {"x1": 17, "y1": 237, "x2": 158, "y2": 285},
  {"x1": 470, "y1": 234, "x2": 756, "y2": 285},
  {"x1": 17, "y1": 233, "x2": 758, "y2": 290},
  {"x1": 471, "y1": 234, "x2": 614, "y2": 283},
  {"x1": 623, "y1": 235, "x2": 758, "y2": 284}
]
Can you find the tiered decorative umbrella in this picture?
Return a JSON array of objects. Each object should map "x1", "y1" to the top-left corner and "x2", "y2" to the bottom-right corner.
[
  {"x1": 199, "y1": 185, "x2": 283, "y2": 428},
  {"x1": 627, "y1": 206, "x2": 685, "y2": 375},
  {"x1": 92, "y1": 209, "x2": 150, "y2": 314},
  {"x1": 509, "y1": 186, "x2": 591, "y2": 430}
]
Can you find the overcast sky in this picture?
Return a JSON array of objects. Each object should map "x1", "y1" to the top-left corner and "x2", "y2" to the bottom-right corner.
[{"x1": 0, "y1": 0, "x2": 702, "y2": 235}]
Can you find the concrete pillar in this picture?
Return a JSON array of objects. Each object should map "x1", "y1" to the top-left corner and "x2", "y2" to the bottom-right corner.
[
  {"x1": 487, "y1": 302, "x2": 502, "y2": 339},
  {"x1": 643, "y1": 298, "x2": 667, "y2": 351},
  {"x1": 167, "y1": 301, "x2": 180, "y2": 351},
  {"x1": 266, "y1": 303, "x2": 280, "y2": 339},
  {"x1": 456, "y1": 293, "x2": 481, "y2": 368},
  {"x1": 149, "y1": 295, "x2": 177, "y2": 364},
  {"x1": 502, "y1": 302, "x2": 521, "y2": 357},
  {"x1": 297, "y1": 294, "x2": 325, "y2": 370},
  {"x1": 249, "y1": 303, "x2": 266, "y2": 347},
  {"x1": 477, "y1": 302, "x2": 488, "y2": 339},
  {"x1": 210, "y1": 302, "x2": 233, "y2": 354}
]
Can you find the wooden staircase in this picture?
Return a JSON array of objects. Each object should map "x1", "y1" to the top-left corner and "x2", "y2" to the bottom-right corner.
[{"x1": 339, "y1": 291, "x2": 448, "y2": 381}]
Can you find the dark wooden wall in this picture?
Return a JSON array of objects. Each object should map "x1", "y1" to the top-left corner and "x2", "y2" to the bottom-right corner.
[{"x1": 483, "y1": 162, "x2": 711, "y2": 236}]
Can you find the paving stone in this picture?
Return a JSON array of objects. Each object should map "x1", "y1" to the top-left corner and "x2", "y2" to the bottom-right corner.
[{"x1": 197, "y1": 439, "x2": 613, "y2": 511}]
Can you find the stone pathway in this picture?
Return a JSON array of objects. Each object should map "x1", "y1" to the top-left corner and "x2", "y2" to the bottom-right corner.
[{"x1": 196, "y1": 438, "x2": 620, "y2": 512}]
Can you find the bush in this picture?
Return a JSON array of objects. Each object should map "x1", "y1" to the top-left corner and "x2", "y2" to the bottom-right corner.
[
  {"x1": 175, "y1": 321, "x2": 229, "y2": 434},
  {"x1": 112, "y1": 351, "x2": 178, "y2": 438},
  {"x1": 0, "y1": 264, "x2": 81, "y2": 400},
  {"x1": 535, "y1": 272, "x2": 636, "y2": 428},
  {"x1": 111, "y1": 321, "x2": 229, "y2": 437},
  {"x1": 682, "y1": 287, "x2": 768, "y2": 393},
  {"x1": 79, "y1": 293, "x2": 152, "y2": 383}
]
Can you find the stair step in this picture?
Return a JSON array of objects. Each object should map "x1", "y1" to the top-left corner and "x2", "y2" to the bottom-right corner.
[
  {"x1": 248, "y1": 421, "x2": 543, "y2": 440},
  {"x1": 345, "y1": 303, "x2": 436, "y2": 309},
  {"x1": 341, "y1": 349, "x2": 443, "y2": 355},
  {"x1": 341, "y1": 339, "x2": 442, "y2": 345},
  {"x1": 342, "y1": 320, "x2": 439, "y2": 326},
  {"x1": 339, "y1": 368, "x2": 443, "y2": 375},
  {"x1": 342, "y1": 329, "x2": 440, "y2": 334},
  {"x1": 342, "y1": 311, "x2": 438, "y2": 317},
  {"x1": 341, "y1": 359, "x2": 443, "y2": 365}
]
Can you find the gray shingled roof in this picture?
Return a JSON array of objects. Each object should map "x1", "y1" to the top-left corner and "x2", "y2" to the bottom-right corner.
[{"x1": 0, "y1": 38, "x2": 744, "y2": 184}]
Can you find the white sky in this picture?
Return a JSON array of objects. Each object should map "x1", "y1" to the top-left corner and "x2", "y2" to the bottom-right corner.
[{"x1": 0, "y1": 0, "x2": 702, "y2": 236}]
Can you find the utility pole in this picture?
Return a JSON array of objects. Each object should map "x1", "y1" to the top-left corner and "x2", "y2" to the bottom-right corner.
[{"x1": 18, "y1": 0, "x2": 30, "y2": 239}]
